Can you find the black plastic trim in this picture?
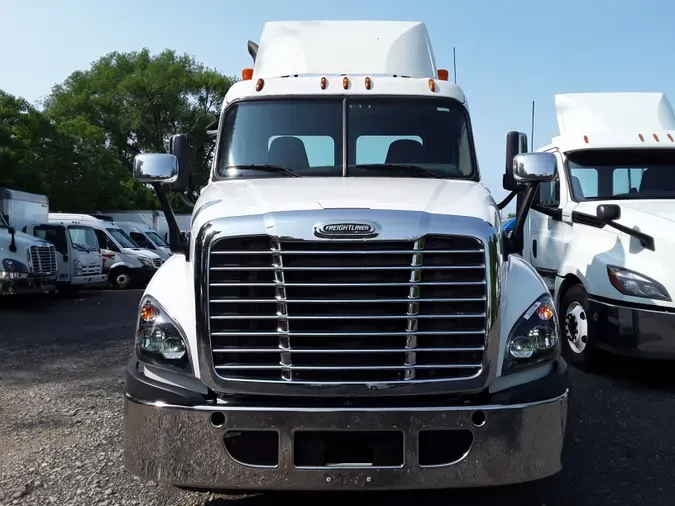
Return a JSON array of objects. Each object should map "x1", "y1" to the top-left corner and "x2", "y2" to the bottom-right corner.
[
  {"x1": 125, "y1": 358, "x2": 209, "y2": 406},
  {"x1": 490, "y1": 357, "x2": 567, "y2": 405}
]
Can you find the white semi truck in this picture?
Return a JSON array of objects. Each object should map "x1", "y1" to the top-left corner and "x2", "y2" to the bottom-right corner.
[
  {"x1": 123, "y1": 20, "x2": 568, "y2": 491},
  {"x1": 518, "y1": 92, "x2": 675, "y2": 370},
  {"x1": 0, "y1": 189, "x2": 57, "y2": 295}
]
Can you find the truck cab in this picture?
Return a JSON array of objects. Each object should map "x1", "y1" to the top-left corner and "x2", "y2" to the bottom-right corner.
[
  {"x1": 0, "y1": 188, "x2": 58, "y2": 295},
  {"x1": 49, "y1": 213, "x2": 164, "y2": 289},
  {"x1": 26, "y1": 222, "x2": 106, "y2": 294},
  {"x1": 122, "y1": 20, "x2": 568, "y2": 492},
  {"x1": 523, "y1": 92, "x2": 675, "y2": 369},
  {"x1": 112, "y1": 221, "x2": 172, "y2": 260}
]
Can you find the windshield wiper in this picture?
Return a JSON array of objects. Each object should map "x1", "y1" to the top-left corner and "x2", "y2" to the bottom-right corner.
[
  {"x1": 225, "y1": 164, "x2": 299, "y2": 178},
  {"x1": 352, "y1": 164, "x2": 441, "y2": 179},
  {"x1": 71, "y1": 243, "x2": 90, "y2": 252}
]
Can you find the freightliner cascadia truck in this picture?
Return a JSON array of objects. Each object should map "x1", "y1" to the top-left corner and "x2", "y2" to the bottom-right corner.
[{"x1": 123, "y1": 20, "x2": 568, "y2": 491}]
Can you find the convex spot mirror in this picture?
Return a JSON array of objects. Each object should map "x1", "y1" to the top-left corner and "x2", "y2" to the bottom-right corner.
[
  {"x1": 512, "y1": 152, "x2": 557, "y2": 183},
  {"x1": 597, "y1": 204, "x2": 621, "y2": 221}
]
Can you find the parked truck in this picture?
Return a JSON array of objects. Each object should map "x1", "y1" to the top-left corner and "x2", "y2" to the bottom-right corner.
[
  {"x1": 0, "y1": 189, "x2": 57, "y2": 295},
  {"x1": 123, "y1": 20, "x2": 568, "y2": 491},
  {"x1": 1, "y1": 189, "x2": 107, "y2": 295},
  {"x1": 518, "y1": 92, "x2": 675, "y2": 370},
  {"x1": 49, "y1": 213, "x2": 164, "y2": 289}
]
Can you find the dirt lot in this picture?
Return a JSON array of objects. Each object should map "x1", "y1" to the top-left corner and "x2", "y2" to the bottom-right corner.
[{"x1": 1, "y1": 289, "x2": 674, "y2": 505}]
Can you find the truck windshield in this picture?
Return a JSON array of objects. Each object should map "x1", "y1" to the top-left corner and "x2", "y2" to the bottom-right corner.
[
  {"x1": 215, "y1": 97, "x2": 477, "y2": 180},
  {"x1": 568, "y1": 149, "x2": 675, "y2": 201},
  {"x1": 106, "y1": 227, "x2": 139, "y2": 249},
  {"x1": 68, "y1": 226, "x2": 99, "y2": 252},
  {"x1": 146, "y1": 230, "x2": 169, "y2": 247}
]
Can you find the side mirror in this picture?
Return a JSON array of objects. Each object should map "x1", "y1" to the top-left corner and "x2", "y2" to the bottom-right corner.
[
  {"x1": 133, "y1": 153, "x2": 179, "y2": 184},
  {"x1": 503, "y1": 131, "x2": 529, "y2": 191},
  {"x1": 597, "y1": 204, "x2": 621, "y2": 221},
  {"x1": 7, "y1": 226, "x2": 16, "y2": 235},
  {"x1": 167, "y1": 133, "x2": 190, "y2": 192},
  {"x1": 512, "y1": 153, "x2": 557, "y2": 183}
]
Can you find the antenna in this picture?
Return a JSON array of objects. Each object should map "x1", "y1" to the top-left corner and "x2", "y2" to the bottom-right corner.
[
  {"x1": 453, "y1": 47, "x2": 457, "y2": 83},
  {"x1": 530, "y1": 100, "x2": 535, "y2": 151}
]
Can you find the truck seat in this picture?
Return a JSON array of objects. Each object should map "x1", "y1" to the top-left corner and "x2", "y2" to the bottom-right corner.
[
  {"x1": 267, "y1": 136, "x2": 310, "y2": 170},
  {"x1": 385, "y1": 139, "x2": 425, "y2": 164}
]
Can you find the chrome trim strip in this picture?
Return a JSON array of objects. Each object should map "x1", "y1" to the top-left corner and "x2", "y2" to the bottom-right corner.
[{"x1": 124, "y1": 390, "x2": 568, "y2": 412}]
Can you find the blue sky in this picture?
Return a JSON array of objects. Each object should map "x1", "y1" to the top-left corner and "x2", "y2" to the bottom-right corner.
[{"x1": 2, "y1": 0, "x2": 674, "y2": 211}]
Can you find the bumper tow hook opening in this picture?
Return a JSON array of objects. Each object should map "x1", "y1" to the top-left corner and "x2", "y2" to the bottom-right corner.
[
  {"x1": 471, "y1": 410, "x2": 487, "y2": 428},
  {"x1": 210, "y1": 412, "x2": 225, "y2": 428}
]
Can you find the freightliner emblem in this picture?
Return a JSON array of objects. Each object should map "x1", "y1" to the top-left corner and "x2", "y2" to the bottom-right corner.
[{"x1": 314, "y1": 222, "x2": 379, "y2": 239}]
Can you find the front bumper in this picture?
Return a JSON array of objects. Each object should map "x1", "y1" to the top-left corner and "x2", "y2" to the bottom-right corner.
[
  {"x1": 124, "y1": 360, "x2": 568, "y2": 491},
  {"x1": 0, "y1": 274, "x2": 56, "y2": 295},
  {"x1": 589, "y1": 296, "x2": 675, "y2": 359},
  {"x1": 134, "y1": 266, "x2": 157, "y2": 285},
  {"x1": 70, "y1": 274, "x2": 107, "y2": 286}
]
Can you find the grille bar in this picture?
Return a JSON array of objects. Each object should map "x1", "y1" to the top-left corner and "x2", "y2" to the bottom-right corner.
[
  {"x1": 211, "y1": 265, "x2": 485, "y2": 271},
  {"x1": 207, "y1": 234, "x2": 487, "y2": 384},
  {"x1": 212, "y1": 346, "x2": 485, "y2": 353}
]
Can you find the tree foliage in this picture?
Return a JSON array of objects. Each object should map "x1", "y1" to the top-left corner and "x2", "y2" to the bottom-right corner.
[{"x1": 1, "y1": 48, "x2": 234, "y2": 212}]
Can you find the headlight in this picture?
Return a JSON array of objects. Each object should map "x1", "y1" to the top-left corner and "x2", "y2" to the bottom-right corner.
[
  {"x1": 73, "y1": 259, "x2": 82, "y2": 275},
  {"x1": 135, "y1": 295, "x2": 192, "y2": 373},
  {"x1": 607, "y1": 265, "x2": 670, "y2": 301},
  {"x1": 138, "y1": 256, "x2": 153, "y2": 268},
  {"x1": 1, "y1": 258, "x2": 30, "y2": 279},
  {"x1": 503, "y1": 294, "x2": 560, "y2": 374}
]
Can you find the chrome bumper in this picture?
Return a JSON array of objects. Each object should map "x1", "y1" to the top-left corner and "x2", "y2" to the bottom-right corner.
[{"x1": 123, "y1": 390, "x2": 568, "y2": 491}]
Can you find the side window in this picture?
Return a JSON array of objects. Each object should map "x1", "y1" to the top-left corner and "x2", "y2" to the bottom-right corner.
[
  {"x1": 536, "y1": 152, "x2": 561, "y2": 207},
  {"x1": 355, "y1": 135, "x2": 423, "y2": 164},
  {"x1": 538, "y1": 180, "x2": 560, "y2": 207},
  {"x1": 94, "y1": 229, "x2": 117, "y2": 251},
  {"x1": 130, "y1": 232, "x2": 154, "y2": 249}
]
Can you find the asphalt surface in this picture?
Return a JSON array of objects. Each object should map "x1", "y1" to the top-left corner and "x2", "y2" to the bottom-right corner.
[{"x1": 0, "y1": 289, "x2": 674, "y2": 505}]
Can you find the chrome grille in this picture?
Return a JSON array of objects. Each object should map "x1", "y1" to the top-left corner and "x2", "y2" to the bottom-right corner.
[
  {"x1": 207, "y1": 235, "x2": 487, "y2": 384},
  {"x1": 29, "y1": 245, "x2": 57, "y2": 275},
  {"x1": 153, "y1": 258, "x2": 163, "y2": 268}
]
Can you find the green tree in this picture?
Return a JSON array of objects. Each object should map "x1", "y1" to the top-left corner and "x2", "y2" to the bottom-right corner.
[{"x1": 44, "y1": 48, "x2": 235, "y2": 209}]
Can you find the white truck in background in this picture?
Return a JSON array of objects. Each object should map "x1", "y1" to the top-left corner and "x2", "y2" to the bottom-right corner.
[
  {"x1": 518, "y1": 92, "x2": 675, "y2": 370},
  {"x1": 122, "y1": 20, "x2": 568, "y2": 492},
  {"x1": 49, "y1": 213, "x2": 164, "y2": 289},
  {"x1": 94, "y1": 210, "x2": 191, "y2": 243},
  {"x1": 102, "y1": 220, "x2": 172, "y2": 261},
  {"x1": 0, "y1": 188, "x2": 57, "y2": 295},
  {"x1": 1, "y1": 189, "x2": 106, "y2": 295}
]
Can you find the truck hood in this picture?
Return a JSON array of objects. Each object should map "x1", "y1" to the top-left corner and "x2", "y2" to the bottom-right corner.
[
  {"x1": 194, "y1": 177, "x2": 499, "y2": 226},
  {"x1": 576, "y1": 200, "x2": 675, "y2": 234}
]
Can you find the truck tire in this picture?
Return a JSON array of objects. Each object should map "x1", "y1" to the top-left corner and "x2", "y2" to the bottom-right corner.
[
  {"x1": 560, "y1": 284, "x2": 599, "y2": 371},
  {"x1": 110, "y1": 268, "x2": 132, "y2": 290}
]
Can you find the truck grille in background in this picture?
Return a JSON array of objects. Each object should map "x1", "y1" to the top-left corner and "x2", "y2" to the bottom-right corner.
[
  {"x1": 207, "y1": 235, "x2": 487, "y2": 384},
  {"x1": 153, "y1": 258, "x2": 163, "y2": 268},
  {"x1": 30, "y1": 245, "x2": 57, "y2": 275},
  {"x1": 81, "y1": 264, "x2": 101, "y2": 275}
]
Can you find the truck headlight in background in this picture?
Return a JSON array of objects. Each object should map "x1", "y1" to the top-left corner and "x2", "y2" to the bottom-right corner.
[
  {"x1": 135, "y1": 295, "x2": 192, "y2": 373},
  {"x1": 1, "y1": 258, "x2": 30, "y2": 279},
  {"x1": 607, "y1": 265, "x2": 671, "y2": 301},
  {"x1": 503, "y1": 294, "x2": 560, "y2": 374},
  {"x1": 73, "y1": 259, "x2": 82, "y2": 276},
  {"x1": 138, "y1": 256, "x2": 153, "y2": 268}
]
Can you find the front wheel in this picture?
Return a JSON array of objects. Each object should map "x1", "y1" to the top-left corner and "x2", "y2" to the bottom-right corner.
[
  {"x1": 560, "y1": 284, "x2": 600, "y2": 371},
  {"x1": 110, "y1": 268, "x2": 132, "y2": 290}
]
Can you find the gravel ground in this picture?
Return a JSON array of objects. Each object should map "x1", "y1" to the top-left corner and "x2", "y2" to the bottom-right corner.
[{"x1": 1, "y1": 289, "x2": 674, "y2": 506}]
